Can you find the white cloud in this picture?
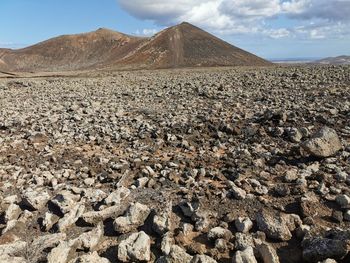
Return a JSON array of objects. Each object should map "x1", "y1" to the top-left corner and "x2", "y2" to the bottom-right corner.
[
  {"x1": 118, "y1": 0, "x2": 350, "y2": 39},
  {"x1": 134, "y1": 28, "x2": 160, "y2": 36}
]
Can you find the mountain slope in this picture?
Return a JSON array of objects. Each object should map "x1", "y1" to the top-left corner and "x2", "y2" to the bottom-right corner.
[
  {"x1": 118, "y1": 22, "x2": 270, "y2": 68},
  {"x1": 0, "y1": 29, "x2": 146, "y2": 72},
  {"x1": 315, "y1": 55, "x2": 350, "y2": 65},
  {"x1": 0, "y1": 22, "x2": 271, "y2": 72}
]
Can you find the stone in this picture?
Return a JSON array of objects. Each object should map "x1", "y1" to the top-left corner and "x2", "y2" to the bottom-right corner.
[
  {"x1": 335, "y1": 194, "x2": 350, "y2": 209},
  {"x1": 104, "y1": 187, "x2": 130, "y2": 205},
  {"x1": 229, "y1": 182, "x2": 247, "y2": 200},
  {"x1": 0, "y1": 255, "x2": 27, "y2": 263},
  {"x1": 21, "y1": 188, "x2": 50, "y2": 210},
  {"x1": 191, "y1": 255, "x2": 217, "y2": 263},
  {"x1": 156, "y1": 245, "x2": 193, "y2": 263},
  {"x1": 235, "y1": 217, "x2": 253, "y2": 233},
  {"x1": 75, "y1": 223, "x2": 104, "y2": 250},
  {"x1": 113, "y1": 202, "x2": 150, "y2": 233},
  {"x1": 42, "y1": 212, "x2": 60, "y2": 231},
  {"x1": 0, "y1": 240, "x2": 27, "y2": 256},
  {"x1": 161, "y1": 232, "x2": 174, "y2": 255},
  {"x1": 47, "y1": 240, "x2": 79, "y2": 263},
  {"x1": 232, "y1": 246, "x2": 258, "y2": 263},
  {"x1": 4, "y1": 203, "x2": 22, "y2": 222},
  {"x1": 257, "y1": 243, "x2": 280, "y2": 263},
  {"x1": 302, "y1": 237, "x2": 348, "y2": 262},
  {"x1": 344, "y1": 210, "x2": 350, "y2": 221},
  {"x1": 153, "y1": 203, "x2": 172, "y2": 235},
  {"x1": 69, "y1": 252, "x2": 110, "y2": 263},
  {"x1": 50, "y1": 191, "x2": 80, "y2": 214},
  {"x1": 208, "y1": 227, "x2": 232, "y2": 240},
  {"x1": 235, "y1": 233, "x2": 255, "y2": 250},
  {"x1": 82, "y1": 205, "x2": 127, "y2": 225},
  {"x1": 118, "y1": 231, "x2": 151, "y2": 262},
  {"x1": 57, "y1": 204, "x2": 85, "y2": 232},
  {"x1": 256, "y1": 210, "x2": 294, "y2": 241},
  {"x1": 302, "y1": 127, "x2": 342, "y2": 158}
]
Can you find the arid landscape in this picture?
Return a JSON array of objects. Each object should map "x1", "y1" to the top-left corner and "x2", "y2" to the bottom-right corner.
[{"x1": 1, "y1": 20, "x2": 350, "y2": 263}]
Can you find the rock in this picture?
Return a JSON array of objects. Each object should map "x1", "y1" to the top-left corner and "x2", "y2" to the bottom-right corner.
[
  {"x1": 257, "y1": 243, "x2": 280, "y2": 263},
  {"x1": 21, "y1": 188, "x2": 50, "y2": 210},
  {"x1": 335, "y1": 194, "x2": 350, "y2": 209},
  {"x1": 229, "y1": 182, "x2": 247, "y2": 200},
  {"x1": 235, "y1": 233, "x2": 255, "y2": 250},
  {"x1": 69, "y1": 252, "x2": 110, "y2": 263},
  {"x1": 208, "y1": 227, "x2": 232, "y2": 240},
  {"x1": 235, "y1": 217, "x2": 253, "y2": 233},
  {"x1": 302, "y1": 127, "x2": 342, "y2": 158},
  {"x1": 4, "y1": 203, "x2": 22, "y2": 222},
  {"x1": 50, "y1": 191, "x2": 80, "y2": 214},
  {"x1": 191, "y1": 254, "x2": 217, "y2": 263},
  {"x1": 0, "y1": 240, "x2": 27, "y2": 257},
  {"x1": 57, "y1": 204, "x2": 85, "y2": 232},
  {"x1": 344, "y1": 210, "x2": 350, "y2": 221},
  {"x1": 82, "y1": 205, "x2": 127, "y2": 225},
  {"x1": 118, "y1": 231, "x2": 151, "y2": 262},
  {"x1": 331, "y1": 210, "x2": 343, "y2": 223},
  {"x1": 302, "y1": 237, "x2": 348, "y2": 262},
  {"x1": 104, "y1": 187, "x2": 130, "y2": 205},
  {"x1": 42, "y1": 212, "x2": 60, "y2": 231},
  {"x1": 47, "y1": 239, "x2": 79, "y2": 263},
  {"x1": 232, "y1": 246, "x2": 258, "y2": 263},
  {"x1": 29, "y1": 233, "x2": 67, "y2": 262},
  {"x1": 156, "y1": 245, "x2": 193, "y2": 263},
  {"x1": 113, "y1": 202, "x2": 150, "y2": 233},
  {"x1": 75, "y1": 223, "x2": 103, "y2": 250},
  {"x1": 153, "y1": 203, "x2": 173, "y2": 235},
  {"x1": 320, "y1": 259, "x2": 338, "y2": 263},
  {"x1": 256, "y1": 210, "x2": 295, "y2": 241},
  {"x1": 0, "y1": 255, "x2": 27, "y2": 263},
  {"x1": 161, "y1": 232, "x2": 174, "y2": 255}
]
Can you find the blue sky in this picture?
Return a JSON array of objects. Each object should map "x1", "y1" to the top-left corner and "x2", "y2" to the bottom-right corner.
[{"x1": 1, "y1": 0, "x2": 349, "y2": 59}]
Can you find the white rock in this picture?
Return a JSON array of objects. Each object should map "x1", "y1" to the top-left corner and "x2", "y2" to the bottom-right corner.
[
  {"x1": 118, "y1": 231, "x2": 151, "y2": 262},
  {"x1": 58, "y1": 204, "x2": 85, "y2": 232},
  {"x1": 208, "y1": 227, "x2": 232, "y2": 240},
  {"x1": 22, "y1": 188, "x2": 50, "y2": 210},
  {"x1": 232, "y1": 246, "x2": 258, "y2": 263},
  {"x1": 0, "y1": 240, "x2": 27, "y2": 256},
  {"x1": 47, "y1": 240, "x2": 79, "y2": 263},
  {"x1": 4, "y1": 203, "x2": 22, "y2": 222},
  {"x1": 75, "y1": 223, "x2": 103, "y2": 251},
  {"x1": 104, "y1": 187, "x2": 130, "y2": 205},
  {"x1": 235, "y1": 217, "x2": 253, "y2": 233},
  {"x1": 114, "y1": 202, "x2": 150, "y2": 233},
  {"x1": 69, "y1": 251, "x2": 110, "y2": 263},
  {"x1": 257, "y1": 243, "x2": 280, "y2": 263}
]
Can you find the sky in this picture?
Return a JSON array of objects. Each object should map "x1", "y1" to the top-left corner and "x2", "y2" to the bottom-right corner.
[{"x1": 0, "y1": 0, "x2": 349, "y2": 59}]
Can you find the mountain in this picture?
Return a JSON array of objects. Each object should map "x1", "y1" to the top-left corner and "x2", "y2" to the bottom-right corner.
[
  {"x1": 0, "y1": 22, "x2": 271, "y2": 72},
  {"x1": 314, "y1": 55, "x2": 350, "y2": 65}
]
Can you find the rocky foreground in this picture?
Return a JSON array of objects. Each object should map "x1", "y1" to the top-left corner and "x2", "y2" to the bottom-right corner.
[{"x1": 0, "y1": 65, "x2": 350, "y2": 263}]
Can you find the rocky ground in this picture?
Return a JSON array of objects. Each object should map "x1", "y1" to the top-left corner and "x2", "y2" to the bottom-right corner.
[{"x1": 0, "y1": 65, "x2": 350, "y2": 263}]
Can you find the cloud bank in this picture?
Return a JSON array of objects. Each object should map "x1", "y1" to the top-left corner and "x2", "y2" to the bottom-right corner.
[{"x1": 119, "y1": 0, "x2": 350, "y2": 39}]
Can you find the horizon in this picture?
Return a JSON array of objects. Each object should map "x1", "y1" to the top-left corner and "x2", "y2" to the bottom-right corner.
[{"x1": 1, "y1": 0, "x2": 349, "y2": 59}]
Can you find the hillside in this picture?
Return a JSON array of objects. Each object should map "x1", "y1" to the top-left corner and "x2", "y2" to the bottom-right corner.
[
  {"x1": 315, "y1": 55, "x2": 350, "y2": 65},
  {"x1": 0, "y1": 22, "x2": 271, "y2": 72}
]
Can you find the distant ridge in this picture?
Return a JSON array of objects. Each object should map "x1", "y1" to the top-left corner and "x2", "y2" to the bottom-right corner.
[
  {"x1": 314, "y1": 55, "x2": 350, "y2": 65},
  {"x1": 0, "y1": 22, "x2": 271, "y2": 72}
]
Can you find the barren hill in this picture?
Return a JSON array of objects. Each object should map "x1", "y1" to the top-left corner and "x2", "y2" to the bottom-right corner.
[
  {"x1": 0, "y1": 22, "x2": 271, "y2": 72},
  {"x1": 120, "y1": 22, "x2": 270, "y2": 68},
  {"x1": 315, "y1": 55, "x2": 350, "y2": 65}
]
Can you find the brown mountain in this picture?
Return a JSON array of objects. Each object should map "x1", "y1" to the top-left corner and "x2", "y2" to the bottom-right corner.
[{"x1": 0, "y1": 22, "x2": 271, "y2": 72}]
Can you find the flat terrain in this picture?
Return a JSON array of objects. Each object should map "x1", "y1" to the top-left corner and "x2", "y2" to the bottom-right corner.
[{"x1": 1, "y1": 65, "x2": 350, "y2": 263}]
